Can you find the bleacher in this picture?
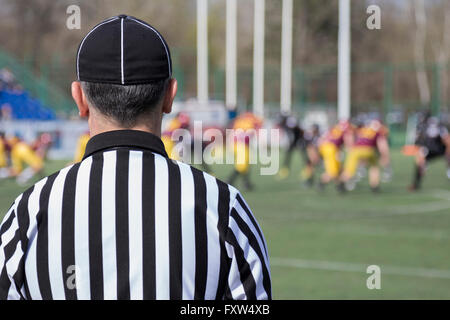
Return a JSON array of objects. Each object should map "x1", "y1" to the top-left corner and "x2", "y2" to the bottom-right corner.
[
  {"x1": 0, "y1": 48, "x2": 75, "y2": 118},
  {"x1": 0, "y1": 90, "x2": 56, "y2": 120}
]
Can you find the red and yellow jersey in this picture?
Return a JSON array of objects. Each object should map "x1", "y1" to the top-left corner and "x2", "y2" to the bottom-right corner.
[
  {"x1": 322, "y1": 122, "x2": 353, "y2": 148},
  {"x1": 355, "y1": 121, "x2": 387, "y2": 148},
  {"x1": 232, "y1": 112, "x2": 263, "y2": 144},
  {"x1": 233, "y1": 112, "x2": 263, "y2": 130},
  {"x1": 163, "y1": 112, "x2": 191, "y2": 137}
]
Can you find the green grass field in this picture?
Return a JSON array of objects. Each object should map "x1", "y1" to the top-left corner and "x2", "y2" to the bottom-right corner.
[{"x1": 1, "y1": 150, "x2": 449, "y2": 299}]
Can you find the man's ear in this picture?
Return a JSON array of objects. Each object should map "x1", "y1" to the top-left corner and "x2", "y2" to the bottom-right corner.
[
  {"x1": 71, "y1": 81, "x2": 90, "y2": 117},
  {"x1": 161, "y1": 78, "x2": 178, "y2": 114}
]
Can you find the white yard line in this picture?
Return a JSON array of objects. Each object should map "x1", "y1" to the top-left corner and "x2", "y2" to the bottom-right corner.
[
  {"x1": 259, "y1": 199, "x2": 450, "y2": 222},
  {"x1": 271, "y1": 257, "x2": 450, "y2": 280},
  {"x1": 256, "y1": 188, "x2": 450, "y2": 221},
  {"x1": 323, "y1": 226, "x2": 450, "y2": 240},
  {"x1": 431, "y1": 189, "x2": 450, "y2": 201},
  {"x1": 387, "y1": 201, "x2": 450, "y2": 216}
]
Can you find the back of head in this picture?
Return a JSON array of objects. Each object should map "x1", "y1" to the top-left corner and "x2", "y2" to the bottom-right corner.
[
  {"x1": 76, "y1": 15, "x2": 173, "y2": 129},
  {"x1": 81, "y1": 80, "x2": 169, "y2": 128}
]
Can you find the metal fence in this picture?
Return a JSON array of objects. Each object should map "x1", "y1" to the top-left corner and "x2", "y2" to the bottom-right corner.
[
  {"x1": 0, "y1": 49, "x2": 76, "y2": 117},
  {"x1": 1, "y1": 47, "x2": 449, "y2": 147},
  {"x1": 196, "y1": 62, "x2": 450, "y2": 119}
]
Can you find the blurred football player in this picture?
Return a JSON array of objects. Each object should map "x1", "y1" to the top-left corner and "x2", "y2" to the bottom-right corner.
[
  {"x1": 161, "y1": 111, "x2": 190, "y2": 160},
  {"x1": 340, "y1": 119, "x2": 390, "y2": 192},
  {"x1": 300, "y1": 123, "x2": 322, "y2": 186},
  {"x1": 318, "y1": 119, "x2": 354, "y2": 191},
  {"x1": 31, "y1": 132, "x2": 53, "y2": 160},
  {"x1": 227, "y1": 112, "x2": 263, "y2": 191},
  {"x1": 277, "y1": 114, "x2": 306, "y2": 179},
  {"x1": 8, "y1": 135, "x2": 44, "y2": 185},
  {"x1": 73, "y1": 131, "x2": 90, "y2": 163},
  {"x1": 409, "y1": 116, "x2": 450, "y2": 191},
  {"x1": 0, "y1": 132, "x2": 10, "y2": 178}
]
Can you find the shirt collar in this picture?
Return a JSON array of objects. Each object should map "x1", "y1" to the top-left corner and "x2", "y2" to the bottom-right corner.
[{"x1": 83, "y1": 129, "x2": 168, "y2": 160}]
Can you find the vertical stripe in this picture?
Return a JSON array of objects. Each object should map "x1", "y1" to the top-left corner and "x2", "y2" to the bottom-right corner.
[
  {"x1": 7, "y1": 240, "x2": 26, "y2": 299},
  {"x1": 234, "y1": 200, "x2": 270, "y2": 274},
  {"x1": 203, "y1": 173, "x2": 220, "y2": 299},
  {"x1": 25, "y1": 179, "x2": 46, "y2": 300},
  {"x1": 35, "y1": 173, "x2": 58, "y2": 300},
  {"x1": 226, "y1": 230, "x2": 257, "y2": 300},
  {"x1": 17, "y1": 188, "x2": 33, "y2": 253},
  {"x1": 229, "y1": 211, "x2": 270, "y2": 299},
  {"x1": 166, "y1": 159, "x2": 182, "y2": 300},
  {"x1": 115, "y1": 149, "x2": 130, "y2": 299},
  {"x1": 128, "y1": 151, "x2": 143, "y2": 299},
  {"x1": 0, "y1": 203, "x2": 19, "y2": 248},
  {"x1": 88, "y1": 153, "x2": 104, "y2": 299},
  {"x1": 0, "y1": 203, "x2": 17, "y2": 235},
  {"x1": 101, "y1": 151, "x2": 117, "y2": 300},
  {"x1": 154, "y1": 154, "x2": 170, "y2": 299},
  {"x1": 0, "y1": 207, "x2": 15, "y2": 244},
  {"x1": 228, "y1": 186, "x2": 238, "y2": 221},
  {"x1": 191, "y1": 167, "x2": 208, "y2": 299},
  {"x1": 3, "y1": 240, "x2": 22, "y2": 299},
  {"x1": 47, "y1": 166, "x2": 72, "y2": 299},
  {"x1": 0, "y1": 200, "x2": 20, "y2": 299},
  {"x1": 74, "y1": 157, "x2": 93, "y2": 299},
  {"x1": 178, "y1": 162, "x2": 196, "y2": 300},
  {"x1": 224, "y1": 281, "x2": 233, "y2": 300},
  {"x1": 61, "y1": 163, "x2": 80, "y2": 300},
  {"x1": 236, "y1": 194, "x2": 268, "y2": 256},
  {"x1": 16, "y1": 188, "x2": 33, "y2": 299},
  {"x1": 215, "y1": 179, "x2": 230, "y2": 300},
  {"x1": 224, "y1": 244, "x2": 246, "y2": 300},
  {"x1": 14, "y1": 262, "x2": 28, "y2": 299},
  {"x1": 142, "y1": 152, "x2": 156, "y2": 300}
]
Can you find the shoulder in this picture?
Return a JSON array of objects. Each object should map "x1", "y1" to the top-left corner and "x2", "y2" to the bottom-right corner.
[
  {"x1": 11, "y1": 164, "x2": 75, "y2": 213},
  {"x1": 171, "y1": 158, "x2": 240, "y2": 203}
]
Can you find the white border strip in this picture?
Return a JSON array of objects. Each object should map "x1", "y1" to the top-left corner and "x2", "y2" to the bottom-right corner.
[{"x1": 76, "y1": 17, "x2": 119, "y2": 80}]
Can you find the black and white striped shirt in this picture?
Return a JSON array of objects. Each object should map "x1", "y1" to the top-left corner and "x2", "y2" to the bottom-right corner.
[{"x1": 0, "y1": 130, "x2": 271, "y2": 300}]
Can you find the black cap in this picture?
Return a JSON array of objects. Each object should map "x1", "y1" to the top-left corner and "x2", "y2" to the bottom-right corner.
[{"x1": 76, "y1": 15, "x2": 172, "y2": 85}]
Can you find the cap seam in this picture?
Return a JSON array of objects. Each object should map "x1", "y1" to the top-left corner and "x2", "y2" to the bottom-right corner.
[{"x1": 121, "y1": 17, "x2": 125, "y2": 85}]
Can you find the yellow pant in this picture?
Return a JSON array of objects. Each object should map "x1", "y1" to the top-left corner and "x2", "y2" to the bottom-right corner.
[
  {"x1": 344, "y1": 146, "x2": 377, "y2": 178},
  {"x1": 319, "y1": 142, "x2": 340, "y2": 178},
  {"x1": 0, "y1": 141, "x2": 6, "y2": 168},
  {"x1": 11, "y1": 142, "x2": 43, "y2": 174},
  {"x1": 234, "y1": 142, "x2": 250, "y2": 173}
]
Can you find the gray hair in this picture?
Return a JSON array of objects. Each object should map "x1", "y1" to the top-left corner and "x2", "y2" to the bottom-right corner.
[{"x1": 81, "y1": 79, "x2": 169, "y2": 128}]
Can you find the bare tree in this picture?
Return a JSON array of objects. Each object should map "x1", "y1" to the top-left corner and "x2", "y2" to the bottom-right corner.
[
  {"x1": 413, "y1": 0, "x2": 431, "y2": 106},
  {"x1": 431, "y1": 2, "x2": 450, "y2": 106}
]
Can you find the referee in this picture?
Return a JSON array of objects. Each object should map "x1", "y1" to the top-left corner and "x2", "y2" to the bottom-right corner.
[{"x1": 0, "y1": 15, "x2": 271, "y2": 300}]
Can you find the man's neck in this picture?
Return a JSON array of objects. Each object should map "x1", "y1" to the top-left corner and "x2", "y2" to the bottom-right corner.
[{"x1": 88, "y1": 118, "x2": 161, "y2": 138}]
